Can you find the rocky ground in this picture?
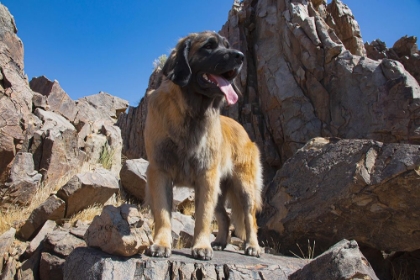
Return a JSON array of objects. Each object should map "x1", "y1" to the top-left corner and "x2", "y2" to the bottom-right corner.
[{"x1": 1, "y1": 0, "x2": 420, "y2": 279}]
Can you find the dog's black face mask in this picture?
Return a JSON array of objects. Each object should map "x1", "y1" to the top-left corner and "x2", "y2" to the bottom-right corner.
[{"x1": 162, "y1": 31, "x2": 244, "y2": 105}]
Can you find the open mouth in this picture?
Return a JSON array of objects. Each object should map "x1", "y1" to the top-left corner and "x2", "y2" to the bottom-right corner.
[{"x1": 200, "y1": 70, "x2": 239, "y2": 105}]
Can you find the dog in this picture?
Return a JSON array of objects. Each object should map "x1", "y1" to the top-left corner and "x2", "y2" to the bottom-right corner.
[{"x1": 144, "y1": 31, "x2": 262, "y2": 260}]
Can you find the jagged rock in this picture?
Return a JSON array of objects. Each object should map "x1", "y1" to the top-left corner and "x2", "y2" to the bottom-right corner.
[
  {"x1": 43, "y1": 227, "x2": 86, "y2": 258},
  {"x1": 0, "y1": 152, "x2": 42, "y2": 208},
  {"x1": 0, "y1": 228, "x2": 16, "y2": 272},
  {"x1": 119, "y1": 158, "x2": 148, "y2": 202},
  {"x1": 117, "y1": 67, "x2": 162, "y2": 159},
  {"x1": 218, "y1": 0, "x2": 420, "y2": 184},
  {"x1": 1, "y1": 256, "x2": 17, "y2": 280},
  {"x1": 56, "y1": 169, "x2": 119, "y2": 218},
  {"x1": 29, "y1": 76, "x2": 78, "y2": 122},
  {"x1": 78, "y1": 121, "x2": 123, "y2": 175},
  {"x1": 326, "y1": 0, "x2": 366, "y2": 56},
  {"x1": 31, "y1": 108, "x2": 85, "y2": 188},
  {"x1": 74, "y1": 93, "x2": 128, "y2": 130},
  {"x1": 0, "y1": 4, "x2": 34, "y2": 185},
  {"x1": 39, "y1": 252, "x2": 65, "y2": 280},
  {"x1": 63, "y1": 247, "x2": 307, "y2": 280},
  {"x1": 19, "y1": 195, "x2": 65, "y2": 240},
  {"x1": 171, "y1": 212, "x2": 196, "y2": 248},
  {"x1": 290, "y1": 239, "x2": 379, "y2": 280},
  {"x1": 24, "y1": 220, "x2": 56, "y2": 258},
  {"x1": 366, "y1": 35, "x2": 420, "y2": 84},
  {"x1": 84, "y1": 204, "x2": 150, "y2": 257},
  {"x1": 260, "y1": 137, "x2": 420, "y2": 253},
  {"x1": 80, "y1": 91, "x2": 128, "y2": 119}
]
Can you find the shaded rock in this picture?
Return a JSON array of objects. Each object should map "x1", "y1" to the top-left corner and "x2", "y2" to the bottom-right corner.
[
  {"x1": 24, "y1": 220, "x2": 56, "y2": 258},
  {"x1": 18, "y1": 248, "x2": 41, "y2": 280},
  {"x1": 63, "y1": 247, "x2": 307, "y2": 280},
  {"x1": 39, "y1": 252, "x2": 65, "y2": 280},
  {"x1": 56, "y1": 169, "x2": 119, "y2": 218},
  {"x1": 1, "y1": 256, "x2": 17, "y2": 280},
  {"x1": 0, "y1": 4, "x2": 34, "y2": 185},
  {"x1": 19, "y1": 195, "x2": 65, "y2": 240},
  {"x1": 117, "y1": 67, "x2": 162, "y2": 159},
  {"x1": 84, "y1": 204, "x2": 150, "y2": 257},
  {"x1": 0, "y1": 228, "x2": 16, "y2": 272},
  {"x1": 119, "y1": 158, "x2": 148, "y2": 202},
  {"x1": 29, "y1": 76, "x2": 77, "y2": 122},
  {"x1": 43, "y1": 227, "x2": 86, "y2": 258},
  {"x1": 260, "y1": 137, "x2": 420, "y2": 253},
  {"x1": 389, "y1": 250, "x2": 420, "y2": 280},
  {"x1": 0, "y1": 152, "x2": 41, "y2": 208},
  {"x1": 290, "y1": 239, "x2": 379, "y2": 280}
]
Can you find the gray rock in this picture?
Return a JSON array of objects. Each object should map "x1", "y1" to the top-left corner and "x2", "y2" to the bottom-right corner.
[
  {"x1": 260, "y1": 137, "x2": 420, "y2": 253},
  {"x1": 30, "y1": 76, "x2": 77, "y2": 122},
  {"x1": 19, "y1": 195, "x2": 65, "y2": 240},
  {"x1": 0, "y1": 228, "x2": 16, "y2": 272},
  {"x1": 24, "y1": 220, "x2": 56, "y2": 258},
  {"x1": 63, "y1": 247, "x2": 307, "y2": 280},
  {"x1": 119, "y1": 158, "x2": 148, "y2": 202},
  {"x1": 290, "y1": 240, "x2": 379, "y2": 280},
  {"x1": 56, "y1": 169, "x2": 119, "y2": 218},
  {"x1": 39, "y1": 252, "x2": 65, "y2": 280},
  {"x1": 84, "y1": 204, "x2": 150, "y2": 257},
  {"x1": 43, "y1": 228, "x2": 86, "y2": 258}
]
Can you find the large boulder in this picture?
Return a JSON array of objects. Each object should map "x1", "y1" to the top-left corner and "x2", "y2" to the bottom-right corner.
[
  {"x1": 260, "y1": 137, "x2": 420, "y2": 253},
  {"x1": 218, "y1": 0, "x2": 420, "y2": 183},
  {"x1": 56, "y1": 168, "x2": 119, "y2": 218},
  {"x1": 84, "y1": 204, "x2": 151, "y2": 257}
]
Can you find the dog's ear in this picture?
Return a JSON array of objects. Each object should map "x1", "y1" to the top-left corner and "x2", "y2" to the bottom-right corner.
[{"x1": 162, "y1": 38, "x2": 191, "y2": 87}]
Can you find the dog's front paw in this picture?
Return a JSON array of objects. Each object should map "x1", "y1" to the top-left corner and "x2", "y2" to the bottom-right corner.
[
  {"x1": 192, "y1": 247, "x2": 213, "y2": 260},
  {"x1": 245, "y1": 245, "x2": 262, "y2": 257},
  {"x1": 211, "y1": 241, "x2": 227, "y2": 251},
  {"x1": 146, "y1": 244, "x2": 171, "y2": 258}
]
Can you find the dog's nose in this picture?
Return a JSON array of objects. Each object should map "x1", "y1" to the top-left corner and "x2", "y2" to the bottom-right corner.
[{"x1": 234, "y1": 50, "x2": 244, "y2": 63}]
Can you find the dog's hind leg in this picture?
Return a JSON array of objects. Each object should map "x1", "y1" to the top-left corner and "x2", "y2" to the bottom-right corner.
[
  {"x1": 192, "y1": 168, "x2": 220, "y2": 260},
  {"x1": 146, "y1": 166, "x2": 173, "y2": 258},
  {"x1": 211, "y1": 183, "x2": 230, "y2": 251}
]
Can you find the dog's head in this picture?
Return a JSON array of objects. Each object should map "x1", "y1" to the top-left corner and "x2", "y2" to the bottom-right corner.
[{"x1": 162, "y1": 31, "x2": 244, "y2": 105}]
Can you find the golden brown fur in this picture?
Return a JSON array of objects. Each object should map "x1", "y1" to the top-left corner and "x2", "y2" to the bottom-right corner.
[{"x1": 144, "y1": 31, "x2": 262, "y2": 260}]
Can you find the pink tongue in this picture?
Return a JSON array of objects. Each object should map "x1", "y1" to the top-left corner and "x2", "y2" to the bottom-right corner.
[{"x1": 208, "y1": 74, "x2": 238, "y2": 105}]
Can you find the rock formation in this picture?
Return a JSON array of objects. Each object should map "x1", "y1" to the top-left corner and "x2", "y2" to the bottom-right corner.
[{"x1": 1, "y1": 0, "x2": 420, "y2": 279}]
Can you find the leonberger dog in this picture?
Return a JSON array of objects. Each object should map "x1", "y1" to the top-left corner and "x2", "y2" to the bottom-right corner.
[{"x1": 144, "y1": 31, "x2": 262, "y2": 260}]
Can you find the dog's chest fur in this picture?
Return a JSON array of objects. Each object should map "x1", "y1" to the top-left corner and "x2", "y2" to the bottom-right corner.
[{"x1": 156, "y1": 111, "x2": 223, "y2": 185}]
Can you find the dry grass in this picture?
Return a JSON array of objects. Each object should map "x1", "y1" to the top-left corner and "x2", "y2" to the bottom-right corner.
[
  {"x1": 0, "y1": 179, "x2": 65, "y2": 235},
  {"x1": 99, "y1": 143, "x2": 116, "y2": 170},
  {"x1": 68, "y1": 203, "x2": 104, "y2": 225},
  {"x1": 289, "y1": 240, "x2": 316, "y2": 260},
  {"x1": 178, "y1": 200, "x2": 195, "y2": 217}
]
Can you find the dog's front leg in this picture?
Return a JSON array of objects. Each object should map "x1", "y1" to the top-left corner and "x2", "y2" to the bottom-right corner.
[
  {"x1": 146, "y1": 166, "x2": 173, "y2": 258},
  {"x1": 192, "y1": 169, "x2": 220, "y2": 260}
]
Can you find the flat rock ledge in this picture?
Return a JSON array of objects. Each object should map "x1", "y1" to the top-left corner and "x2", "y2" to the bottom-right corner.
[{"x1": 63, "y1": 247, "x2": 306, "y2": 280}]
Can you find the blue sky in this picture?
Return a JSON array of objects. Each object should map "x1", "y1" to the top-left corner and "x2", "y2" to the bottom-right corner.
[{"x1": 2, "y1": 0, "x2": 419, "y2": 106}]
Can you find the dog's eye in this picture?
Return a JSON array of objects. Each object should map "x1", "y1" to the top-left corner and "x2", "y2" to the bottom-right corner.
[{"x1": 203, "y1": 43, "x2": 213, "y2": 49}]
